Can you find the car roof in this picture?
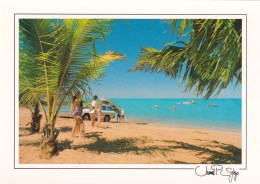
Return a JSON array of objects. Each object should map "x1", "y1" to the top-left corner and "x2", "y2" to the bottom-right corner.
[{"x1": 85, "y1": 104, "x2": 112, "y2": 107}]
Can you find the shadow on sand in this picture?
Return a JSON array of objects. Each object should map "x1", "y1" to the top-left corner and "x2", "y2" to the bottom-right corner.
[
  {"x1": 19, "y1": 127, "x2": 33, "y2": 137},
  {"x1": 85, "y1": 132, "x2": 103, "y2": 138},
  {"x1": 58, "y1": 127, "x2": 72, "y2": 133},
  {"x1": 135, "y1": 123, "x2": 148, "y2": 125},
  {"x1": 69, "y1": 137, "x2": 241, "y2": 164},
  {"x1": 72, "y1": 137, "x2": 161, "y2": 155},
  {"x1": 58, "y1": 139, "x2": 73, "y2": 151},
  {"x1": 19, "y1": 140, "x2": 41, "y2": 147},
  {"x1": 164, "y1": 140, "x2": 241, "y2": 164}
]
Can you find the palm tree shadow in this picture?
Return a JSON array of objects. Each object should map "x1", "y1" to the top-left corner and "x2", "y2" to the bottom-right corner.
[
  {"x1": 58, "y1": 139, "x2": 73, "y2": 152},
  {"x1": 85, "y1": 132, "x2": 103, "y2": 139},
  {"x1": 168, "y1": 160, "x2": 190, "y2": 164},
  {"x1": 19, "y1": 140, "x2": 41, "y2": 147},
  {"x1": 19, "y1": 127, "x2": 34, "y2": 136},
  {"x1": 56, "y1": 136, "x2": 241, "y2": 164},
  {"x1": 58, "y1": 127, "x2": 72, "y2": 133},
  {"x1": 165, "y1": 140, "x2": 241, "y2": 164},
  {"x1": 203, "y1": 141, "x2": 241, "y2": 164},
  {"x1": 19, "y1": 127, "x2": 31, "y2": 132},
  {"x1": 73, "y1": 137, "x2": 164, "y2": 155}
]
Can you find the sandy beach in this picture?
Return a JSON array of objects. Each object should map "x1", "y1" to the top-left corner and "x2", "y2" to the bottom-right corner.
[{"x1": 19, "y1": 108, "x2": 241, "y2": 164}]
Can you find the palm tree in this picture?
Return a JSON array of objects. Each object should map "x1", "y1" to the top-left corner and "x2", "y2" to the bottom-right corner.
[
  {"x1": 130, "y1": 19, "x2": 242, "y2": 99},
  {"x1": 19, "y1": 19, "x2": 125, "y2": 158},
  {"x1": 19, "y1": 96, "x2": 42, "y2": 133}
]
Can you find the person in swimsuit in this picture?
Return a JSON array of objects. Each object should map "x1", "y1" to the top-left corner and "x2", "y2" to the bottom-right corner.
[
  {"x1": 71, "y1": 92, "x2": 85, "y2": 138},
  {"x1": 90, "y1": 95, "x2": 99, "y2": 127}
]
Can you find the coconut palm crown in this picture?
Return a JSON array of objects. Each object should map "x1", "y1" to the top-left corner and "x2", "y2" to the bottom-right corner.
[
  {"x1": 19, "y1": 19, "x2": 125, "y2": 134},
  {"x1": 130, "y1": 19, "x2": 242, "y2": 99}
]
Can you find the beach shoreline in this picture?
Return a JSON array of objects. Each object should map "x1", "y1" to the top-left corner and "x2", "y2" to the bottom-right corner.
[
  {"x1": 125, "y1": 117, "x2": 241, "y2": 133},
  {"x1": 18, "y1": 108, "x2": 242, "y2": 164}
]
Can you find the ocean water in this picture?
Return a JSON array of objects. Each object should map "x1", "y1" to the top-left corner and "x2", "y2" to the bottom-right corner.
[
  {"x1": 111, "y1": 98, "x2": 242, "y2": 131},
  {"x1": 62, "y1": 98, "x2": 242, "y2": 131}
]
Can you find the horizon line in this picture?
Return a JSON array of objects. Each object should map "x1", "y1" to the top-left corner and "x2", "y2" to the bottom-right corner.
[{"x1": 82, "y1": 97, "x2": 242, "y2": 99}]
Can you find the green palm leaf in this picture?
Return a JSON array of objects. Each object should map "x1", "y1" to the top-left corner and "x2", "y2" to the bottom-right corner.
[
  {"x1": 19, "y1": 19, "x2": 125, "y2": 134},
  {"x1": 130, "y1": 19, "x2": 242, "y2": 99}
]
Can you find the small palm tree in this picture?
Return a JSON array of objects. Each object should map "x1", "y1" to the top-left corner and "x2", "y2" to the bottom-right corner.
[
  {"x1": 19, "y1": 19, "x2": 125, "y2": 158},
  {"x1": 19, "y1": 97, "x2": 42, "y2": 133},
  {"x1": 130, "y1": 19, "x2": 242, "y2": 99}
]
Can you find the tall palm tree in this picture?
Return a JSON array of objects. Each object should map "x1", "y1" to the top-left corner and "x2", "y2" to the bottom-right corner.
[
  {"x1": 19, "y1": 19, "x2": 125, "y2": 158},
  {"x1": 130, "y1": 19, "x2": 242, "y2": 99}
]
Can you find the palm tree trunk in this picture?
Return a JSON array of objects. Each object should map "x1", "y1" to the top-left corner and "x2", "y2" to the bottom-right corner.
[
  {"x1": 40, "y1": 96, "x2": 64, "y2": 159},
  {"x1": 40, "y1": 118, "x2": 59, "y2": 159}
]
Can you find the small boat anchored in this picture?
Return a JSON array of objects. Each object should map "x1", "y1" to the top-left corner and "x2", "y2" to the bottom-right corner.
[
  {"x1": 152, "y1": 105, "x2": 158, "y2": 109},
  {"x1": 182, "y1": 100, "x2": 196, "y2": 105},
  {"x1": 170, "y1": 105, "x2": 177, "y2": 111}
]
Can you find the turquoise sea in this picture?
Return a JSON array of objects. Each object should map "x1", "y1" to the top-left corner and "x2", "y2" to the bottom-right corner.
[
  {"x1": 111, "y1": 98, "x2": 242, "y2": 131},
  {"x1": 63, "y1": 98, "x2": 242, "y2": 131}
]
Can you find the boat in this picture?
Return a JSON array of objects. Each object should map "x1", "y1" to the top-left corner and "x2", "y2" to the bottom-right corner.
[
  {"x1": 182, "y1": 100, "x2": 196, "y2": 105},
  {"x1": 152, "y1": 105, "x2": 158, "y2": 109},
  {"x1": 170, "y1": 105, "x2": 177, "y2": 111}
]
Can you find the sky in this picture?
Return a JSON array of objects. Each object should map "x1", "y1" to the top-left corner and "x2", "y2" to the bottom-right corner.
[{"x1": 90, "y1": 19, "x2": 242, "y2": 99}]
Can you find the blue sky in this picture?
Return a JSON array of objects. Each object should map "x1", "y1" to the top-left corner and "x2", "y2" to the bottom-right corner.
[{"x1": 91, "y1": 19, "x2": 242, "y2": 99}]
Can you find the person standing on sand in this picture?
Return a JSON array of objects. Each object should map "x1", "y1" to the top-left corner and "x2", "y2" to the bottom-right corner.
[
  {"x1": 120, "y1": 108, "x2": 125, "y2": 123},
  {"x1": 71, "y1": 92, "x2": 85, "y2": 138},
  {"x1": 117, "y1": 112, "x2": 121, "y2": 123},
  {"x1": 97, "y1": 104, "x2": 103, "y2": 128},
  {"x1": 90, "y1": 95, "x2": 99, "y2": 127}
]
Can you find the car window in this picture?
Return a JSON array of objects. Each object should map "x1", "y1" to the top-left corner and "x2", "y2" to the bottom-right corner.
[
  {"x1": 101, "y1": 106, "x2": 107, "y2": 111},
  {"x1": 107, "y1": 106, "x2": 113, "y2": 111}
]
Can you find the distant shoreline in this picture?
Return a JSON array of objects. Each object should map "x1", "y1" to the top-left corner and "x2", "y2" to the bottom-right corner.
[{"x1": 81, "y1": 97, "x2": 242, "y2": 100}]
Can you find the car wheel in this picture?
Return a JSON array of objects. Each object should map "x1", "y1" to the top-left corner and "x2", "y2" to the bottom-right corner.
[
  {"x1": 82, "y1": 113, "x2": 90, "y2": 120},
  {"x1": 104, "y1": 115, "x2": 110, "y2": 122}
]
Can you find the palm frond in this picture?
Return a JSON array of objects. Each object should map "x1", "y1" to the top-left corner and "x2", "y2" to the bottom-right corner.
[
  {"x1": 19, "y1": 19, "x2": 124, "y2": 129},
  {"x1": 130, "y1": 19, "x2": 242, "y2": 99}
]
